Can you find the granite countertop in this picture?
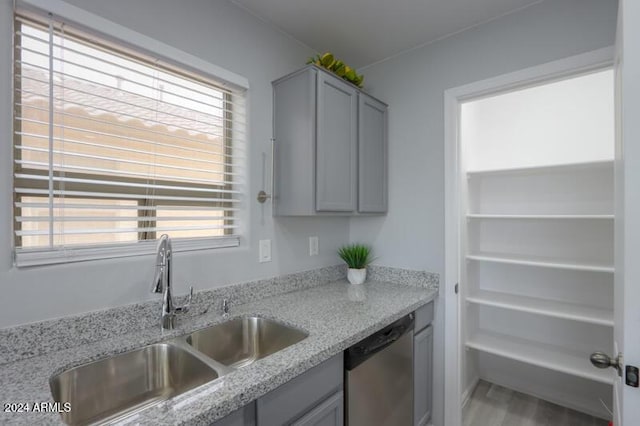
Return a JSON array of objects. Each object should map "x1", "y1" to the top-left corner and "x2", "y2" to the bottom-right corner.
[{"x1": 0, "y1": 278, "x2": 437, "y2": 425}]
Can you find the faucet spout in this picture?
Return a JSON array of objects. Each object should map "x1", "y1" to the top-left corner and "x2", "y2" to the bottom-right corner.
[
  {"x1": 151, "y1": 235, "x2": 169, "y2": 293},
  {"x1": 151, "y1": 234, "x2": 191, "y2": 330},
  {"x1": 151, "y1": 268, "x2": 163, "y2": 294}
]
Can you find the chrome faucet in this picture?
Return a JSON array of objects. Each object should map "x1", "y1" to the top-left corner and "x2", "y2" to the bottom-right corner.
[{"x1": 151, "y1": 234, "x2": 193, "y2": 330}]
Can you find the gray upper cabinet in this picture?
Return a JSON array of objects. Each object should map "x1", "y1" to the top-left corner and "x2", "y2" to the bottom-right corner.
[
  {"x1": 273, "y1": 65, "x2": 387, "y2": 216},
  {"x1": 272, "y1": 67, "x2": 316, "y2": 216},
  {"x1": 358, "y1": 94, "x2": 388, "y2": 213},
  {"x1": 316, "y1": 71, "x2": 358, "y2": 212}
]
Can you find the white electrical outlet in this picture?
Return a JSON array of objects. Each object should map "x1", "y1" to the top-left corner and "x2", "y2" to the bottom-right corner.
[
  {"x1": 259, "y1": 239, "x2": 271, "y2": 263},
  {"x1": 309, "y1": 236, "x2": 319, "y2": 256}
]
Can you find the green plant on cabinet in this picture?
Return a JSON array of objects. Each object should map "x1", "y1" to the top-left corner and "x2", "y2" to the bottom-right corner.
[{"x1": 307, "y1": 52, "x2": 364, "y2": 88}]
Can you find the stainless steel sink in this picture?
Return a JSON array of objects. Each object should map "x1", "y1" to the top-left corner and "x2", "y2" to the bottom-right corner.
[
  {"x1": 186, "y1": 316, "x2": 308, "y2": 368},
  {"x1": 49, "y1": 317, "x2": 307, "y2": 424},
  {"x1": 50, "y1": 343, "x2": 219, "y2": 426}
]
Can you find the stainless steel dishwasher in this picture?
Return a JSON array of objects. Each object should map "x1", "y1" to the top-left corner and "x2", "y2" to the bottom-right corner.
[{"x1": 345, "y1": 313, "x2": 414, "y2": 426}]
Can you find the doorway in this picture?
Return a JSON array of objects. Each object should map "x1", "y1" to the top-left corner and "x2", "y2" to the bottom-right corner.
[{"x1": 444, "y1": 48, "x2": 616, "y2": 426}]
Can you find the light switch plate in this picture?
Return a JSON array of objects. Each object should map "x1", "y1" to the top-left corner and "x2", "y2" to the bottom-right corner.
[
  {"x1": 259, "y1": 239, "x2": 271, "y2": 263},
  {"x1": 309, "y1": 236, "x2": 319, "y2": 256}
]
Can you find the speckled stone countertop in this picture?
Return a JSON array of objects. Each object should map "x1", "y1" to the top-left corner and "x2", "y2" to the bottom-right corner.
[{"x1": 0, "y1": 275, "x2": 437, "y2": 425}]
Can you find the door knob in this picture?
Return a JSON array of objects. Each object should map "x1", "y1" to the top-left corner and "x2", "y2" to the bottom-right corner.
[{"x1": 590, "y1": 351, "x2": 623, "y2": 376}]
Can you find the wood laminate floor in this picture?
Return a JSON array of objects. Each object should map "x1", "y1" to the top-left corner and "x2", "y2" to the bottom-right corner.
[{"x1": 462, "y1": 380, "x2": 610, "y2": 426}]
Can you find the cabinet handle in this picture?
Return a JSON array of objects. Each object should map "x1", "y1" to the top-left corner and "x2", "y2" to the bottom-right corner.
[{"x1": 257, "y1": 138, "x2": 275, "y2": 203}]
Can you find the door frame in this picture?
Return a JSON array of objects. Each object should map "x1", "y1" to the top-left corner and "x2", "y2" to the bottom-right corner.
[{"x1": 443, "y1": 46, "x2": 614, "y2": 426}]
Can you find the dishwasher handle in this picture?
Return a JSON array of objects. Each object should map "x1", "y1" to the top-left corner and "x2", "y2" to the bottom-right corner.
[{"x1": 345, "y1": 313, "x2": 414, "y2": 370}]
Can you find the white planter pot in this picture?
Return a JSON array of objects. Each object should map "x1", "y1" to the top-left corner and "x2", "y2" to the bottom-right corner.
[{"x1": 347, "y1": 268, "x2": 367, "y2": 285}]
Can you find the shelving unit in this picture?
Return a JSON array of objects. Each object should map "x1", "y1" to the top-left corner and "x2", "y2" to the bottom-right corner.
[
  {"x1": 462, "y1": 159, "x2": 615, "y2": 416},
  {"x1": 466, "y1": 253, "x2": 614, "y2": 273},
  {"x1": 466, "y1": 290, "x2": 614, "y2": 326},
  {"x1": 467, "y1": 214, "x2": 614, "y2": 220},
  {"x1": 466, "y1": 161, "x2": 613, "y2": 216},
  {"x1": 466, "y1": 331, "x2": 615, "y2": 385},
  {"x1": 465, "y1": 159, "x2": 614, "y2": 177}
]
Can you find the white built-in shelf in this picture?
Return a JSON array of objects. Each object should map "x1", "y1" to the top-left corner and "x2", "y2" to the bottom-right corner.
[
  {"x1": 466, "y1": 253, "x2": 614, "y2": 273},
  {"x1": 466, "y1": 160, "x2": 614, "y2": 177},
  {"x1": 467, "y1": 214, "x2": 614, "y2": 220},
  {"x1": 466, "y1": 331, "x2": 615, "y2": 385},
  {"x1": 466, "y1": 290, "x2": 613, "y2": 327}
]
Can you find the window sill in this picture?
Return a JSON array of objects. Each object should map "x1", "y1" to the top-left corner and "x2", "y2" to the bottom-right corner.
[{"x1": 14, "y1": 236, "x2": 240, "y2": 267}]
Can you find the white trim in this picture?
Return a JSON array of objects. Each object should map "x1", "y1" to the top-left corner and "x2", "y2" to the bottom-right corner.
[
  {"x1": 14, "y1": 236, "x2": 240, "y2": 267},
  {"x1": 445, "y1": 47, "x2": 614, "y2": 102},
  {"x1": 16, "y1": 0, "x2": 249, "y2": 90},
  {"x1": 443, "y1": 46, "x2": 614, "y2": 426},
  {"x1": 461, "y1": 376, "x2": 480, "y2": 409},
  {"x1": 444, "y1": 84, "x2": 462, "y2": 426}
]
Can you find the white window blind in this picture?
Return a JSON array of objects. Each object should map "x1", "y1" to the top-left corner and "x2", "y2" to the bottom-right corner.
[{"x1": 13, "y1": 12, "x2": 246, "y2": 266}]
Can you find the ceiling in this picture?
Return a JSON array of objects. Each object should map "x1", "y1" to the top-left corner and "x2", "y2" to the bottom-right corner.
[{"x1": 232, "y1": 0, "x2": 542, "y2": 69}]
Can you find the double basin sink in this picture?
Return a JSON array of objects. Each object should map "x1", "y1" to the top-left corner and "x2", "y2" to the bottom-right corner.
[{"x1": 49, "y1": 316, "x2": 308, "y2": 425}]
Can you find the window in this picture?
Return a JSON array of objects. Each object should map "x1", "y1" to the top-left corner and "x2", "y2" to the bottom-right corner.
[{"x1": 13, "y1": 12, "x2": 246, "y2": 266}]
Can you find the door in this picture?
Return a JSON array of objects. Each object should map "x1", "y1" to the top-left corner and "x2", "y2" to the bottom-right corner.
[
  {"x1": 316, "y1": 71, "x2": 358, "y2": 212},
  {"x1": 611, "y1": 1, "x2": 640, "y2": 424}
]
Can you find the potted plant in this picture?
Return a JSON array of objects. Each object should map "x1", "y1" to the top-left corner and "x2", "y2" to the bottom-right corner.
[{"x1": 338, "y1": 244, "x2": 373, "y2": 285}]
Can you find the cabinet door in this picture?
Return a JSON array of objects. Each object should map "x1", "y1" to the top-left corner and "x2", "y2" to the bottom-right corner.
[
  {"x1": 292, "y1": 391, "x2": 344, "y2": 426},
  {"x1": 210, "y1": 402, "x2": 256, "y2": 426},
  {"x1": 273, "y1": 68, "x2": 317, "y2": 216},
  {"x1": 358, "y1": 94, "x2": 388, "y2": 213},
  {"x1": 414, "y1": 325, "x2": 433, "y2": 426},
  {"x1": 257, "y1": 354, "x2": 343, "y2": 426},
  {"x1": 316, "y1": 72, "x2": 358, "y2": 212}
]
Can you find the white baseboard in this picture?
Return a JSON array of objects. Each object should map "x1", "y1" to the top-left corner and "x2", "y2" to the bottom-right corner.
[{"x1": 461, "y1": 376, "x2": 480, "y2": 409}]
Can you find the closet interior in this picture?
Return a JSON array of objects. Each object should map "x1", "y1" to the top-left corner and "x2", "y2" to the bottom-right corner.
[{"x1": 459, "y1": 69, "x2": 615, "y2": 419}]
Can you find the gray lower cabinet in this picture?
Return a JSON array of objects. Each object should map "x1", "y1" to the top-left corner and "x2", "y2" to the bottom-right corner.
[
  {"x1": 414, "y1": 304, "x2": 434, "y2": 426},
  {"x1": 211, "y1": 355, "x2": 343, "y2": 426},
  {"x1": 272, "y1": 65, "x2": 387, "y2": 216},
  {"x1": 211, "y1": 402, "x2": 256, "y2": 426},
  {"x1": 292, "y1": 391, "x2": 343, "y2": 426},
  {"x1": 257, "y1": 354, "x2": 343, "y2": 426}
]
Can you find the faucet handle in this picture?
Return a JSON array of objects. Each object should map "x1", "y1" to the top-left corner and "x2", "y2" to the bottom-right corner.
[
  {"x1": 175, "y1": 286, "x2": 193, "y2": 314},
  {"x1": 222, "y1": 298, "x2": 230, "y2": 318}
]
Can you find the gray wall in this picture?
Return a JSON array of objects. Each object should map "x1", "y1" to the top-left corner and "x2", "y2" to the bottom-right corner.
[
  {"x1": 349, "y1": 0, "x2": 618, "y2": 424},
  {"x1": 0, "y1": 0, "x2": 350, "y2": 327}
]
